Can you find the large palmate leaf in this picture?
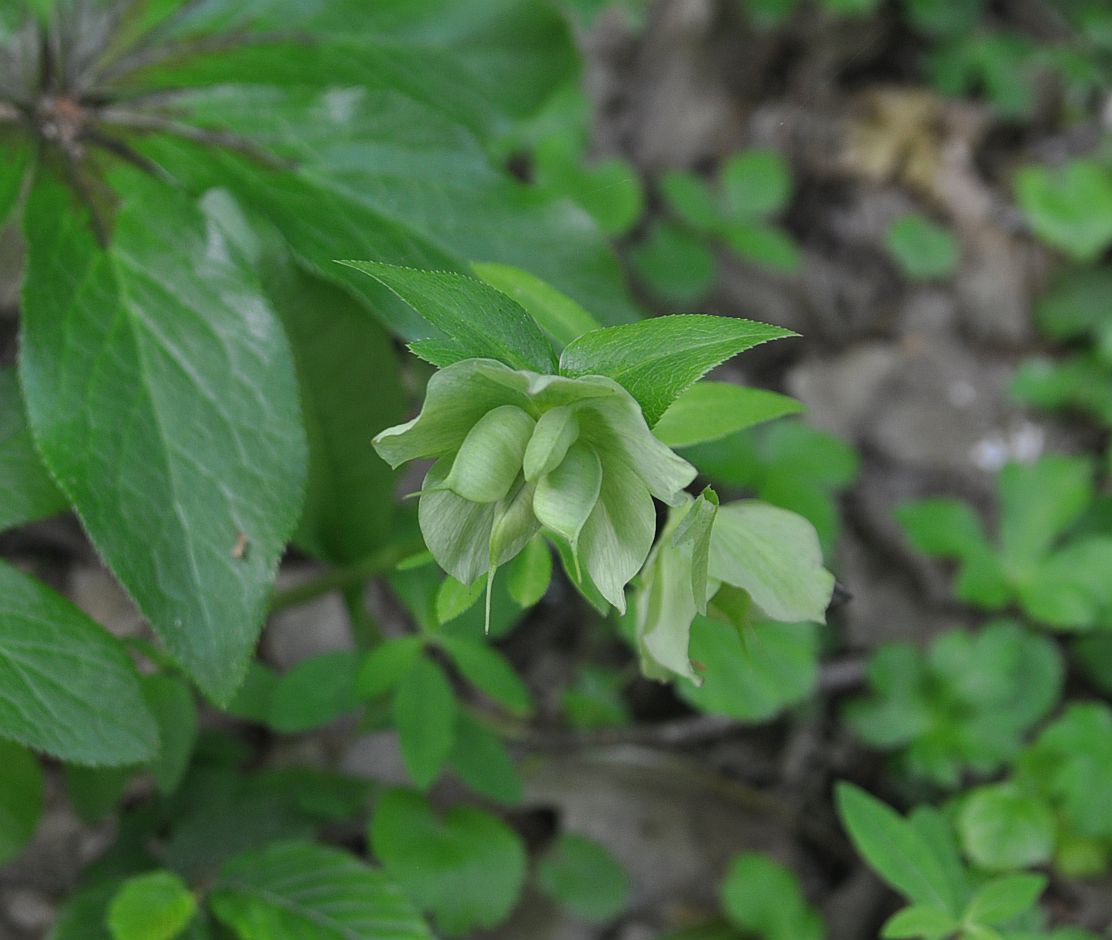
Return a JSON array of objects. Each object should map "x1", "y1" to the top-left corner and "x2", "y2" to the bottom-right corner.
[
  {"x1": 0, "y1": 563, "x2": 158, "y2": 765},
  {"x1": 210, "y1": 840, "x2": 433, "y2": 940},
  {"x1": 20, "y1": 172, "x2": 307, "y2": 703}
]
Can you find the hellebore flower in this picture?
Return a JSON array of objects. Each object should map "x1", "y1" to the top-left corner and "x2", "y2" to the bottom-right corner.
[
  {"x1": 636, "y1": 492, "x2": 834, "y2": 684},
  {"x1": 373, "y1": 358, "x2": 697, "y2": 619}
]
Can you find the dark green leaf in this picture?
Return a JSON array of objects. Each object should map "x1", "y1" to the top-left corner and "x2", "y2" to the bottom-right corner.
[
  {"x1": 560, "y1": 315, "x2": 795, "y2": 426},
  {"x1": 64, "y1": 765, "x2": 132, "y2": 824},
  {"x1": 0, "y1": 740, "x2": 42, "y2": 866},
  {"x1": 448, "y1": 711, "x2": 523, "y2": 805},
  {"x1": 720, "y1": 150, "x2": 792, "y2": 218},
  {"x1": 438, "y1": 636, "x2": 533, "y2": 717},
  {"x1": 142, "y1": 674, "x2": 197, "y2": 796},
  {"x1": 536, "y1": 834, "x2": 630, "y2": 923},
  {"x1": 0, "y1": 367, "x2": 67, "y2": 532},
  {"x1": 267, "y1": 651, "x2": 362, "y2": 734},
  {"x1": 210, "y1": 840, "x2": 432, "y2": 940},
  {"x1": 0, "y1": 135, "x2": 29, "y2": 227},
  {"x1": 0, "y1": 562, "x2": 158, "y2": 765},
  {"x1": 628, "y1": 222, "x2": 717, "y2": 304},
  {"x1": 370, "y1": 788, "x2": 527, "y2": 935},
  {"x1": 20, "y1": 173, "x2": 307, "y2": 703}
]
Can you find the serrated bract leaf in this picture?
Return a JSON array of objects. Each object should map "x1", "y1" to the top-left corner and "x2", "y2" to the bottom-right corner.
[
  {"x1": 392, "y1": 657, "x2": 458, "y2": 789},
  {"x1": 653, "y1": 382, "x2": 804, "y2": 448},
  {"x1": 108, "y1": 871, "x2": 196, "y2": 940},
  {"x1": 0, "y1": 563, "x2": 158, "y2": 765},
  {"x1": 472, "y1": 262, "x2": 601, "y2": 349},
  {"x1": 0, "y1": 740, "x2": 42, "y2": 866},
  {"x1": 370, "y1": 788, "x2": 527, "y2": 936},
  {"x1": 340, "y1": 262, "x2": 557, "y2": 373},
  {"x1": 0, "y1": 367, "x2": 66, "y2": 532},
  {"x1": 560, "y1": 315, "x2": 795, "y2": 426},
  {"x1": 20, "y1": 173, "x2": 307, "y2": 703},
  {"x1": 210, "y1": 840, "x2": 432, "y2": 940}
]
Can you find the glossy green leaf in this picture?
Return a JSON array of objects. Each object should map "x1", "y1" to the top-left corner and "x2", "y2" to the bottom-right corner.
[
  {"x1": 341, "y1": 262, "x2": 557, "y2": 372},
  {"x1": 560, "y1": 315, "x2": 795, "y2": 426},
  {"x1": 654, "y1": 382, "x2": 804, "y2": 448},
  {"x1": 472, "y1": 262, "x2": 601, "y2": 349},
  {"x1": 0, "y1": 563, "x2": 158, "y2": 765},
  {"x1": 0, "y1": 368, "x2": 66, "y2": 532},
  {"x1": 836, "y1": 784, "x2": 959, "y2": 914},
  {"x1": 142, "y1": 675, "x2": 197, "y2": 796},
  {"x1": 370, "y1": 788, "x2": 527, "y2": 935},
  {"x1": 20, "y1": 173, "x2": 307, "y2": 703},
  {"x1": 108, "y1": 871, "x2": 196, "y2": 940},
  {"x1": 267, "y1": 651, "x2": 362, "y2": 734},
  {"x1": 210, "y1": 840, "x2": 432, "y2": 940},
  {"x1": 536, "y1": 834, "x2": 630, "y2": 923},
  {"x1": 0, "y1": 740, "x2": 42, "y2": 866},
  {"x1": 392, "y1": 657, "x2": 458, "y2": 788}
]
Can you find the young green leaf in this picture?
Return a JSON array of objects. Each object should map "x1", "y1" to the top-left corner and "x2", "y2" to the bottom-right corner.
[
  {"x1": 660, "y1": 171, "x2": 720, "y2": 232},
  {"x1": 653, "y1": 383, "x2": 804, "y2": 448},
  {"x1": 560, "y1": 315, "x2": 796, "y2": 426},
  {"x1": 210, "y1": 840, "x2": 432, "y2": 940},
  {"x1": 392, "y1": 657, "x2": 458, "y2": 789},
  {"x1": 0, "y1": 563, "x2": 158, "y2": 766},
  {"x1": 356, "y1": 637, "x2": 425, "y2": 701},
  {"x1": 0, "y1": 741, "x2": 43, "y2": 866},
  {"x1": 1015, "y1": 159, "x2": 1112, "y2": 263},
  {"x1": 20, "y1": 173, "x2": 308, "y2": 704},
  {"x1": 723, "y1": 220, "x2": 801, "y2": 272},
  {"x1": 628, "y1": 222, "x2": 717, "y2": 304},
  {"x1": 438, "y1": 636, "x2": 534, "y2": 717},
  {"x1": 340, "y1": 261, "x2": 558, "y2": 373},
  {"x1": 720, "y1": 150, "x2": 793, "y2": 218},
  {"x1": 107, "y1": 871, "x2": 196, "y2": 940},
  {"x1": 885, "y1": 214, "x2": 960, "y2": 280},
  {"x1": 448, "y1": 711, "x2": 523, "y2": 805},
  {"x1": 881, "y1": 904, "x2": 958, "y2": 938},
  {"x1": 835, "y1": 783, "x2": 960, "y2": 914},
  {"x1": 963, "y1": 873, "x2": 1046, "y2": 927},
  {"x1": 370, "y1": 788, "x2": 527, "y2": 936},
  {"x1": 536, "y1": 834, "x2": 631, "y2": 923}
]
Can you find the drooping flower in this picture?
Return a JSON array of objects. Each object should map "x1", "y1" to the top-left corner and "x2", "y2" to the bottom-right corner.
[
  {"x1": 373, "y1": 358, "x2": 697, "y2": 618},
  {"x1": 635, "y1": 491, "x2": 835, "y2": 683}
]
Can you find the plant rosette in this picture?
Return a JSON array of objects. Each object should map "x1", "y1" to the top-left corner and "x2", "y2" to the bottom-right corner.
[{"x1": 373, "y1": 357, "x2": 696, "y2": 624}]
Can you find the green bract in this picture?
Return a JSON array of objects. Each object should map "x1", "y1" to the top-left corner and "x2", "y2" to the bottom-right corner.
[
  {"x1": 373, "y1": 358, "x2": 696, "y2": 617},
  {"x1": 635, "y1": 492, "x2": 834, "y2": 683}
]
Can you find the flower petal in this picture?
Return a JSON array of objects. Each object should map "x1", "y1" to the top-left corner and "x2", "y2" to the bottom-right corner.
[
  {"x1": 373, "y1": 358, "x2": 529, "y2": 468},
  {"x1": 578, "y1": 457, "x2": 656, "y2": 613},
  {"x1": 636, "y1": 530, "x2": 702, "y2": 685},
  {"x1": 533, "y1": 442, "x2": 602, "y2": 563},
  {"x1": 418, "y1": 459, "x2": 496, "y2": 585},
  {"x1": 444, "y1": 405, "x2": 535, "y2": 503},
  {"x1": 523, "y1": 405, "x2": 580, "y2": 482}
]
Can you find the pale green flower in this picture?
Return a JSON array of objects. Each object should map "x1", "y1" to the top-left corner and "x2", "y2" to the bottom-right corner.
[
  {"x1": 374, "y1": 358, "x2": 696, "y2": 618},
  {"x1": 636, "y1": 494, "x2": 835, "y2": 683}
]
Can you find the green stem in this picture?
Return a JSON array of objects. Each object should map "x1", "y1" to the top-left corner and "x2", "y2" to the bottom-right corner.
[{"x1": 268, "y1": 539, "x2": 423, "y2": 615}]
